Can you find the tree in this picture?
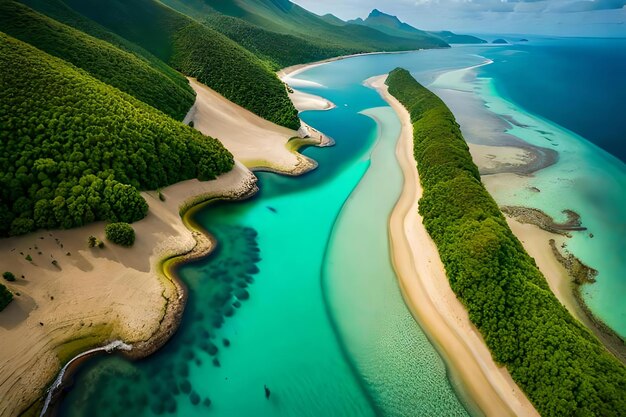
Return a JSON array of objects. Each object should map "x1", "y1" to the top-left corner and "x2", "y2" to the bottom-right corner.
[
  {"x1": 2, "y1": 272, "x2": 16, "y2": 282},
  {"x1": 105, "y1": 222, "x2": 135, "y2": 247},
  {"x1": 0, "y1": 284, "x2": 12, "y2": 311}
]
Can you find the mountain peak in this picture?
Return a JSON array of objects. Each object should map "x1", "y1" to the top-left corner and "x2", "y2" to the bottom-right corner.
[{"x1": 368, "y1": 9, "x2": 395, "y2": 20}]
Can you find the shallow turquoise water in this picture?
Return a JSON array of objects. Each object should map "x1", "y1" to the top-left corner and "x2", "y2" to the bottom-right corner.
[
  {"x1": 57, "y1": 40, "x2": 625, "y2": 415},
  {"x1": 58, "y1": 51, "x2": 477, "y2": 416},
  {"x1": 428, "y1": 42, "x2": 626, "y2": 337}
]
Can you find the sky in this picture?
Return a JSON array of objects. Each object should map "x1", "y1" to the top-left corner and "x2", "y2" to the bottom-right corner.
[{"x1": 291, "y1": 0, "x2": 626, "y2": 37}]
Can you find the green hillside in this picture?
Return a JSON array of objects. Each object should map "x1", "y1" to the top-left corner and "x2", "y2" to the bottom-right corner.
[
  {"x1": 319, "y1": 13, "x2": 346, "y2": 26},
  {"x1": 18, "y1": 0, "x2": 192, "y2": 89},
  {"x1": 0, "y1": 0, "x2": 195, "y2": 121},
  {"x1": 386, "y1": 68, "x2": 626, "y2": 417},
  {"x1": 203, "y1": 13, "x2": 355, "y2": 68},
  {"x1": 41, "y1": 0, "x2": 299, "y2": 129},
  {"x1": 0, "y1": 32, "x2": 233, "y2": 236},
  {"x1": 160, "y1": 0, "x2": 449, "y2": 51}
]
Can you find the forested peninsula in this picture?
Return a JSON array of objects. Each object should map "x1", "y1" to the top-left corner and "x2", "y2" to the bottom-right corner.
[{"x1": 385, "y1": 68, "x2": 626, "y2": 417}]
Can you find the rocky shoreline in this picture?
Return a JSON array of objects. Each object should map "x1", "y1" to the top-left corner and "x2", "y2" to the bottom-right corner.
[
  {"x1": 501, "y1": 206, "x2": 587, "y2": 236},
  {"x1": 502, "y1": 205, "x2": 625, "y2": 363}
]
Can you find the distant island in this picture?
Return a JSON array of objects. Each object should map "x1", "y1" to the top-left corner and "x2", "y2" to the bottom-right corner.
[{"x1": 492, "y1": 38, "x2": 509, "y2": 44}]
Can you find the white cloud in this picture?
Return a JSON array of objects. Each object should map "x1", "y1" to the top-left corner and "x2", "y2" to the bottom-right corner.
[{"x1": 292, "y1": 0, "x2": 626, "y2": 36}]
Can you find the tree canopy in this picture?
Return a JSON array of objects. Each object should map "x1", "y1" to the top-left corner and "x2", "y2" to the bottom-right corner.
[
  {"x1": 0, "y1": 32, "x2": 234, "y2": 236},
  {"x1": 386, "y1": 67, "x2": 626, "y2": 417},
  {"x1": 0, "y1": 0, "x2": 196, "y2": 121},
  {"x1": 46, "y1": 0, "x2": 300, "y2": 129},
  {"x1": 0, "y1": 284, "x2": 12, "y2": 311},
  {"x1": 105, "y1": 222, "x2": 136, "y2": 247}
]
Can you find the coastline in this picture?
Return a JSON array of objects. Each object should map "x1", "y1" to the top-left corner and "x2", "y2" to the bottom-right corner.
[
  {"x1": 184, "y1": 78, "x2": 328, "y2": 175},
  {"x1": 368, "y1": 74, "x2": 540, "y2": 417},
  {"x1": 1, "y1": 73, "x2": 332, "y2": 416},
  {"x1": 502, "y1": 210, "x2": 625, "y2": 363},
  {"x1": 434, "y1": 59, "x2": 625, "y2": 355},
  {"x1": 0, "y1": 162, "x2": 257, "y2": 417}
]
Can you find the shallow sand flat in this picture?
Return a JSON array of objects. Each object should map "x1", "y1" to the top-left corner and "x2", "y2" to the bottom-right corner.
[
  {"x1": 0, "y1": 162, "x2": 257, "y2": 417},
  {"x1": 288, "y1": 88, "x2": 335, "y2": 112},
  {"x1": 504, "y1": 218, "x2": 583, "y2": 320},
  {"x1": 368, "y1": 74, "x2": 539, "y2": 417},
  {"x1": 184, "y1": 78, "x2": 316, "y2": 174},
  {"x1": 470, "y1": 143, "x2": 533, "y2": 172}
]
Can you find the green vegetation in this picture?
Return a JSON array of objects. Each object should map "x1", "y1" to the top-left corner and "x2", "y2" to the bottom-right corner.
[
  {"x1": 0, "y1": 0, "x2": 195, "y2": 121},
  {"x1": 2, "y1": 272, "x2": 16, "y2": 282},
  {"x1": 0, "y1": 283, "x2": 12, "y2": 311},
  {"x1": 386, "y1": 68, "x2": 626, "y2": 417},
  {"x1": 0, "y1": 32, "x2": 233, "y2": 237},
  {"x1": 203, "y1": 13, "x2": 355, "y2": 69},
  {"x1": 162, "y1": 0, "x2": 448, "y2": 53},
  {"x1": 17, "y1": 0, "x2": 192, "y2": 89},
  {"x1": 87, "y1": 235, "x2": 104, "y2": 248},
  {"x1": 170, "y1": 21, "x2": 299, "y2": 129},
  {"x1": 105, "y1": 222, "x2": 135, "y2": 247},
  {"x1": 55, "y1": 0, "x2": 299, "y2": 129}
]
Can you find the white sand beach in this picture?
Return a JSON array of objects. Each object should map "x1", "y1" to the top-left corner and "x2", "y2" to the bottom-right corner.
[{"x1": 367, "y1": 74, "x2": 540, "y2": 417}]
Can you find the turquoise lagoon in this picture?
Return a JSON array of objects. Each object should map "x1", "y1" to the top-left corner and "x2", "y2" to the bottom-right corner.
[{"x1": 58, "y1": 40, "x2": 625, "y2": 416}]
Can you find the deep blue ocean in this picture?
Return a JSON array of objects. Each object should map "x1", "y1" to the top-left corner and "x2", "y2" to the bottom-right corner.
[{"x1": 478, "y1": 37, "x2": 626, "y2": 162}]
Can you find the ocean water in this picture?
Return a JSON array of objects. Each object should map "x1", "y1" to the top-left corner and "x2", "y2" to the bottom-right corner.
[
  {"x1": 428, "y1": 39, "x2": 626, "y2": 337},
  {"x1": 480, "y1": 38, "x2": 626, "y2": 162},
  {"x1": 56, "y1": 38, "x2": 625, "y2": 416}
]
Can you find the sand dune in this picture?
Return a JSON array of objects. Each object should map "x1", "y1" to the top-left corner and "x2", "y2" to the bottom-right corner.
[{"x1": 184, "y1": 78, "x2": 321, "y2": 175}]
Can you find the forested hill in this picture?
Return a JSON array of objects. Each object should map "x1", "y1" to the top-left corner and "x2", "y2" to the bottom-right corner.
[
  {"x1": 160, "y1": 0, "x2": 449, "y2": 52},
  {"x1": 20, "y1": 0, "x2": 300, "y2": 130},
  {"x1": 386, "y1": 68, "x2": 626, "y2": 417},
  {"x1": 203, "y1": 13, "x2": 356, "y2": 69},
  {"x1": 0, "y1": 33, "x2": 233, "y2": 236},
  {"x1": 0, "y1": 0, "x2": 195, "y2": 121}
]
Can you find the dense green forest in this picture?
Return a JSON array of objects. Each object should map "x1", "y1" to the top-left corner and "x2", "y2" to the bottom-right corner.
[
  {"x1": 17, "y1": 0, "x2": 192, "y2": 89},
  {"x1": 0, "y1": 0, "x2": 195, "y2": 121},
  {"x1": 47, "y1": 0, "x2": 299, "y2": 129},
  {"x1": 161, "y1": 0, "x2": 449, "y2": 52},
  {"x1": 386, "y1": 68, "x2": 626, "y2": 417},
  {"x1": 0, "y1": 33, "x2": 233, "y2": 236},
  {"x1": 203, "y1": 13, "x2": 357, "y2": 69}
]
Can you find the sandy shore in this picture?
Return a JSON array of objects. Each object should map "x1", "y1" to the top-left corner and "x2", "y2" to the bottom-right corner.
[
  {"x1": 287, "y1": 88, "x2": 336, "y2": 112},
  {"x1": 184, "y1": 78, "x2": 324, "y2": 175},
  {"x1": 483, "y1": 174, "x2": 626, "y2": 363},
  {"x1": 0, "y1": 70, "x2": 340, "y2": 416},
  {"x1": 0, "y1": 162, "x2": 257, "y2": 417},
  {"x1": 368, "y1": 74, "x2": 540, "y2": 417}
]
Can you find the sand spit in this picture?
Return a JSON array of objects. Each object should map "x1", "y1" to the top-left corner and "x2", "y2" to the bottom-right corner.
[
  {"x1": 184, "y1": 78, "x2": 328, "y2": 176},
  {"x1": 366, "y1": 74, "x2": 540, "y2": 417}
]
